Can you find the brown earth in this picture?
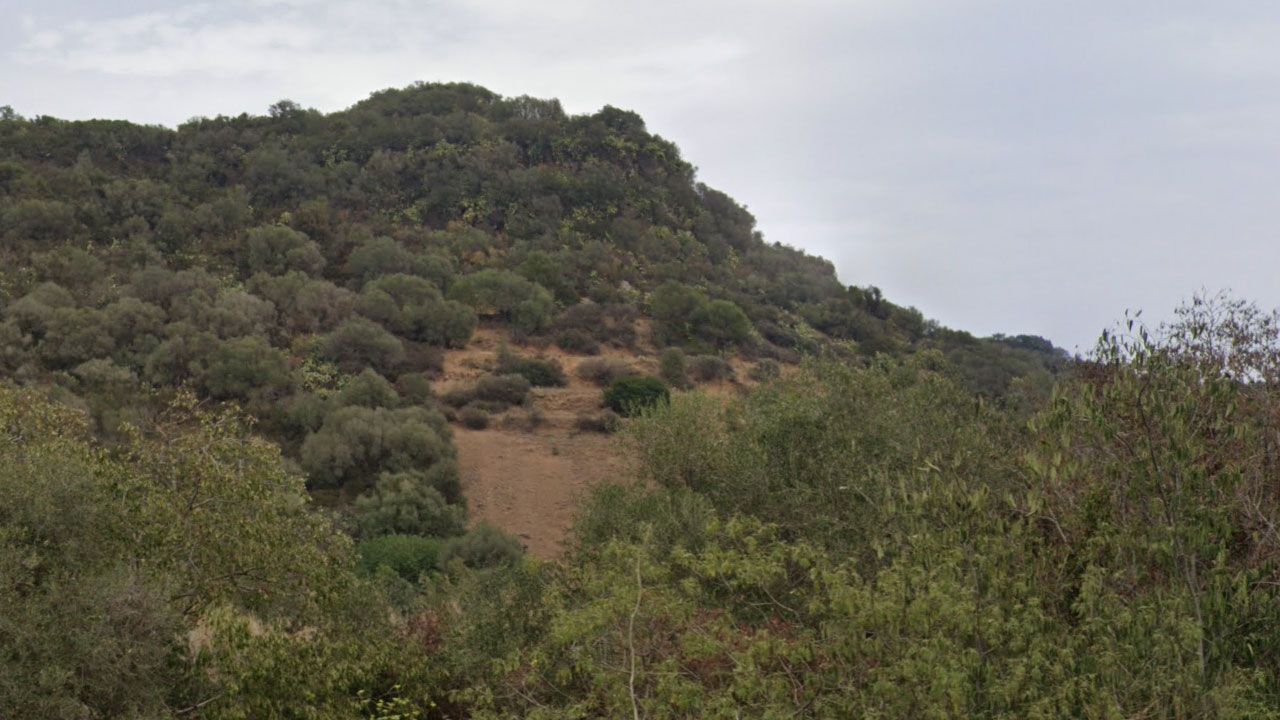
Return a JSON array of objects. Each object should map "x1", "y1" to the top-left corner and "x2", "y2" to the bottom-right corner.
[{"x1": 437, "y1": 324, "x2": 764, "y2": 559}]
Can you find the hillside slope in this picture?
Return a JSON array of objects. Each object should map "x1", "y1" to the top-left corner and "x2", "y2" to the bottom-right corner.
[{"x1": 0, "y1": 82, "x2": 1066, "y2": 549}]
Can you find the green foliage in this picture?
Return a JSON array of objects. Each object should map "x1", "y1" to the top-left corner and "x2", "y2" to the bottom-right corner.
[
  {"x1": 686, "y1": 353, "x2": 734, "y2": 383},
  {"x1": 202, "y1": 335, "x2": 292, "y2": 401},
  {"x1": 244, "y1": 224, "x2": 325, "y2": 276},
  {"x1": 0, "y1": 387, "x2": 428, "y2": 719},
  {"x1": 321, "y1": 318, "x2": 406, "y2": 374},
  {"x1": 496, "y1": 345, "x2": 566, "y2": 387},
  {"x1": 458, "y1": 404, "x2": 490, "y2": 429},
  {"x1": 658, "y1": 347, "x2": 688, "y2": 388},
  {"x1": 554, "y1": 328, "x2": 601, "y2": 354},
  {"x1": 300, "y1": 405, "x2": 456, "y2": 492},
  {"x1": 439, "y1": 524, "x2": 524, "y2": 570},
  {"x1": 336, "y1": 368, "x2": 400, "y2": 408},
  {"x1": 603, "y1": 375, "x2": 670, "y2": 417},
  {"x1": 473, "y1": 373, "x2": 531, "y2": 406},
  {"x1": 552, "y1": 302, "x2": 638, "y2": 350},
  {"x1": 448, "y1": 269, "x2": 555, "y2": 334},
  {"x1": 0, "y1": 82, "x2": 1092, "y2": 716},
  {"x1": 356, "y1": 534, "x2": 443, "y2": 581},
  {"x1": 354, "y1": 469, "x2": 466, "y2": 539},
  {"x1": 576, "y1": 356, "x2": 635, "y2": 387}
]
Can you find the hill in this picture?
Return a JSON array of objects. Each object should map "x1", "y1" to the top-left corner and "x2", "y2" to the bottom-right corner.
[
  {"x1": 0, "y1": 82, "x2": 1065, "y2": 544},
  {"x1": 6, "y1": 83, "x2": 1280, "y2": 718}
]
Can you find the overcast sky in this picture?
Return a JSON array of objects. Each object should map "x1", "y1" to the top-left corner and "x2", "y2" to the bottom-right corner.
[{"x1": 3, "y1": 0, "x2": 1279, "y2": 351}]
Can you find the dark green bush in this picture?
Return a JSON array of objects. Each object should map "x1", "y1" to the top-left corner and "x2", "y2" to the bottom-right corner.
[
  {"x1": 497, "y1": 348, "x2": 566, "y2": 387},
  {"x1": 438, "y1": 524, "x2": 523, "y2": 570},
  {"x1": 603, "y1": 376, "x2": 669, "y2": 417},
  {"x1": 336, "y1": 368, "x2": 399, "y2": 408},
  {"x1": 395, "y1": 372, "x2": 434, "y2": 405},
  {"x1": 552, "y1": 303, "x2": 638, "y2": 348},
  {"x1": 440, "y1": 385, "x2": 476, "y2": 408},
  {"x1": 688, "y1": 354, "x2": 735, "y2": 383},
  {"x1": 659, "y1": 347, "x2": 688, "y2": 388},
  {"x1": 354, "y1": 470, "x2": 466, "y2": 538},
  {"x1": 576, "y1": 357, "x2": 635, "y2": 387},
  {"x1": 555, "y1": 328, "x2": 601, "y2": 355},
  {"x1": 356, "y1": 534, "x2": 442, "y2": 581},
  {"x1": 458, "y1": 404, "x2": 490, "y2": 429},
  {"x1": 448, "y1": 269, "x2": 555, "y2": 335},
  {"x1": 474, "y1": 373, "x2": 531, "y2": 406}
]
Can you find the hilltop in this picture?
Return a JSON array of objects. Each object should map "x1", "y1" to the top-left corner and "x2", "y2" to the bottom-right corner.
[{"x1": 0, "y1": 82, "x2": 1065, "y2": 548}]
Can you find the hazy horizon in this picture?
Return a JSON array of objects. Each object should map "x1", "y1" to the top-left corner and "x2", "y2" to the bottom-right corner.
[{"x1": 5, "y1": 0, "x2": 1280, "y2": 352}]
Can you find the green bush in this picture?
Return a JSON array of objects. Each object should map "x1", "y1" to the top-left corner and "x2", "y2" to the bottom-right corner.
[
  {"x1": 555, "y1": 328, "x2": 601, "y2": 355},
  {"x1": 458, "y1": 404, "x2": 490, "y2": 429},
  {"x1": 603, "y1": 376, "x2": 669, "y2": 417},
  {"x1": 474, "y1": 373, "x2": 531, "y2": 406},
  {"x1": 354, "y1": 470, "x2": 466, "y2": 538},
  {"x1": 576, "y1": 357, "x2": 635, "y2": 387},
  {"x1": 497, "y1": 347, "x2": 566, "y2": 387},
  {"x1": 356, "y1": 534, "x2": 442, "y2": 581},
  {"x1": 658, "y1": 347, "x2": 688, "y2": 388},
  {"x1": 320, "y1": 318, "x2": 406, "y2": 374},
  {"x1": 395, "y1": 372, "x2": 434, "y2": 405},
  {"x1": 552, "y1": 303, "x2": 638, "y2": 349},
  {"x1": 440, "y1": 385, "x2": 476, "y2": 408},
  {"x1": 335, "y1": 368, "x2": 399, "y2": 408},
  {"x1": 448, "y1": 269, "x2": 555, "y2": 335},
  {"x1": 438, "y1": 524, "x2": 523, "y2": 570},
  {"x1": 688, "y1": 354, "x2": 735, "y2": 383}
]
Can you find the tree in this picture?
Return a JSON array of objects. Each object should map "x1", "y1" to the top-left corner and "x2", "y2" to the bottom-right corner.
[
  {"x1": 603, "y1": 376, "x2": 669, "y2": 416},
  {"x1": 300, "y1": 405, "x2": 456, "y2": 491},
  {"x1": 243, "y1": 224, "x2": 325, "y2": 276},
  {"x1": 691, "y1": 299, "x2": 752, "y2": 348},
  {"x1": 201, "y1": 335, "x2": 292, "y2": 400},
  {"x1": 448, "y1": 269, "x2": 555, "y2": 334},
  {"x1": 354, "y1": 470, "x2": 466, "y2": 538},
  {"x1": 320, "y1": 318, "x2": 406, "y2": 374},
  {"x1": 336, "y1": 368, "x2": 399, "y2": 408}
]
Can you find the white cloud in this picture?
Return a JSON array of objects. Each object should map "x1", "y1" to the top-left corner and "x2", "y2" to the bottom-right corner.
[{"x1": 6, "y1": 0, "x2": 1280, "y2": 349}]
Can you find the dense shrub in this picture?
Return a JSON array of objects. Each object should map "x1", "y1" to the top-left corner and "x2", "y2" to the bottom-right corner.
[
  {"x1": 395, "y1": 372, "x2": 434, "y2": 405},
  {"x1": 575, "y1": 357, "x2": 635, "y2": 387},
  {"x1": 552, "y1": 302, "x2": 638, "y2": 348},
  {"x1": 603, "y1": 376, "x2": 669, "y2": 416},
  {"x1": 473, "y1": 373, "x2": 531, "y2": 406},
  {"x1": 440, "y1": 385, "x2": 477, "y2": 408},
  {"x1": 448, "y1": 269, "x2": 555, "y2": 334},
  {"x1": 438, "y1": 524, "x2": 523, "y2": 569},
  {"x1": 687, "y1": 354, "x2": 735, "y2": 383},
  {"x1": 356, "y1": 534, "x2": 442, "y2": 581},
  {"x1": 691, "y1": 299, "x2": 753, "y2": 348},
  {"x1": 354, "y1": 470, "x2": 466, "y2": 538},
  {"x1": 299, "y1": 405, "x2": 455, "y2": 490},
  {"x1": 658, "y1": 347, "x2": 688, "y2": 388},
  {"x1": 497, "y1": 347, "x2": 566, "y2": 387},
  {"x1": 336, "y1": 368, "x2": 400, "y2": 408},
  {"x1": 458, "y1": 404, "x2": 491, "y2": 429},
  {"x1": 320, "y1": 318, "x2": 406, "y2": 374},
  {"x1": 201, "y1": 336, "x2": 292, "y2": 400},
  {"x1": 554, "y1": 328, "x2": 600, "y2": 355}
]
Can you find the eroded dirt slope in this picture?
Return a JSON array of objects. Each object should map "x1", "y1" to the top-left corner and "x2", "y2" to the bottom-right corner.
[{"x1": 438, "y1": 325, "x2": 763, "y2": 559}]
